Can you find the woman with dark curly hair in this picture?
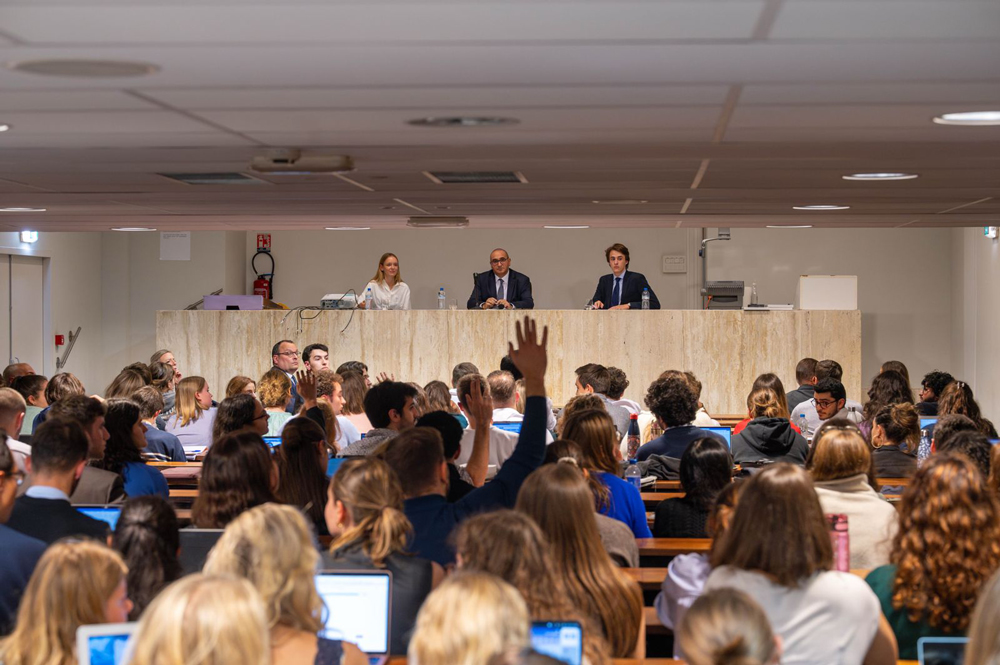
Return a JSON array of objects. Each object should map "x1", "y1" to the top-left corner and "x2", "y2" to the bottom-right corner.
[
  {"x1": 191, "y1": 431, "x2": 278, "y2": 528},
  {"x1": 865, "y1": 453, "x2": 1000, "y2": 659},
  {"x1": 860, "y1": 370, "x2": 914, "y2": 440},
  {"x1": 637, "y1": 374, "x2": 726, "y2": 461},
  {"x1": 98, "y1": 398, "x2": 168, "y2": 498},
  {"x1": 936, "y1": 380, "x2": 998, "y2": 438}
]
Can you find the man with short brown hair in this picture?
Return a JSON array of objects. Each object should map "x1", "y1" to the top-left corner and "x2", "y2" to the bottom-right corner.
[{"x1": 591, "y1": 242, "x2": 660, "y2": 310}]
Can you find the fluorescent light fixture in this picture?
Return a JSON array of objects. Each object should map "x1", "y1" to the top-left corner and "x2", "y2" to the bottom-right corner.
[
  {"x1": 933, "y1": 111, "x2": 1000, "y2": 126},
  {"x1": 544, "y1": 225, "x2": 590, "y2": 229},
  {"x1": 767, "y1": 225, "x2": 813, "y2": 229},
  {"x1": 792, "y1": 205, "x2": 851, "y2": 211},
  {"x1": 19, "y1": 230, "x2": 37, "y2": 243},
  {"x1": 0, "y1": 124, "x2": 10, "y2": 132},
  {"x1": 407, "y1": 117, "x2": 519, "y2": 128},
  {"x1": 111, "y1": 227, "x2": 156, "y2": 232},
  {"x1": 592, "y1": 199, "x2": 648, "y2": 205},
  {"x1": 0, "y1": 207, "x2": 45, "y2": 212},
  {"x1": 842, "y1": 173, "x2": 918, "y2": 181},
  {"x1": 325, "y1": 226, "x2": 370, "y2": 231}
]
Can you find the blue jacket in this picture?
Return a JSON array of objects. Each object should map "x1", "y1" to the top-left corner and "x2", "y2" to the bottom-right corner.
[
  {"x1": 144, "y1": 427, "x2": 186, "y2": 462},
  {"x1": 123, "y1": 462, "x2": 170, "y2": 498},
  {"x1": 637, "y1": 425, "x2": 726, "y2": 461},
  {"x1": 592, "y1": 271, "x2": 660, "y2": 310},
  {"x1": 467, "y1": 269, "x2": 534, "y2": 310},
  {"x1": 0, "y1": 525, "x2": 45, "y2": 634},
  {"x1": 403, "y1": 395, "x2": 548, "y2": 566}
]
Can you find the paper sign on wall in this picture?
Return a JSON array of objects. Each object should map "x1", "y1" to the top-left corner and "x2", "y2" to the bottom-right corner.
[{"x1": 160, "y1": 232, "x2": 191, "y2": 261}]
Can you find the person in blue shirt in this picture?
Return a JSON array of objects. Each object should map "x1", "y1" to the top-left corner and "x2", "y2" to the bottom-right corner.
[
  {"x1": 561, "y1": 408, "x2": 652, "y2": 538},
  {"x1": 0, "y1": 437, "x2": 46, "y2": 634},
  {"x1": 383, "y1": 317, "x2": 550, "y2": 567},
  {"x1": 638, "y1": 373, "x2": 726, "y2": 461},
  {"x1": 132, "y1": 386, "x2": 186, "y2": 462},
  {"x1": 99, "y1": 398, "x2": 168, "y2": 499}
]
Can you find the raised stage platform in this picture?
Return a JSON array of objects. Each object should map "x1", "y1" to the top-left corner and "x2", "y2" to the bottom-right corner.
[{"x1": 156, "y1": 309, "x2": 861, "y2": 413}]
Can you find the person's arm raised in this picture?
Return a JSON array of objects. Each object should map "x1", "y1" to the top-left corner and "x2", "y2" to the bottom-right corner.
[
  {"x1": 464, "y1": 378, "x2": 492, "y2": 487},
  {"x1": 294, "y1": 370, "x2": 318, "y2": 411}
]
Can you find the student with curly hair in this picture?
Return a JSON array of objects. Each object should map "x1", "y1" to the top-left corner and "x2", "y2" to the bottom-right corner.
[
  {"x1": 637, "y1": 374, "x2": 726, "y2": 461},
  {"x1": 916, "y1": 370, "x2": 954, "y2": 416},
  {"x1": 936, "y1": 380, "x2": 997, "y2": 438},
  {"x1": 258, "y1": 368, "x2": 294, "y2": 437},
  {"x1": 865, "y1": 453, "x2": 1000, "y2": 659},
  {"x1": 860, "y1": 370, "x2": 914, "y2": 440}
]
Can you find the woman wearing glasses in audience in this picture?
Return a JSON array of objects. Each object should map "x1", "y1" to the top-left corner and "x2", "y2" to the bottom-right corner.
[
  {"x1": 206, "y1": 503, "x2": 367, "y2": 665},
  {"x1": 358, "y1": 252, "x2": 410, "y2": 310}
]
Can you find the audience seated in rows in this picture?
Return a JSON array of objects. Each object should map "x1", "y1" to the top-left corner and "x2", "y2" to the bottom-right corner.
[
  {"x1": 204, "y1": 503, "x2": 368, "y2": 665},
  {"x1": 654, "y1": 436, "x2": 732, "y2": 538},
  {"x1": 807, "y1": 421, "x2": 897, "y2": 569},
  {"x1": 191, "y1": 431, "x2": 276, "y2": 528},
  {"x1": 339, "y1": 380, "x2": 418, "y2": 456},
  {"x1": 732, "y1": 386, "x2": 809, "y2": 466},
  {"x1": 785, "y1": 357, "x2": 819, "y2": 414},
  {"x1": 870, "y1": 403, "x2": 920, "y2": 477},
  {"x1": 515, "y1": 462, "x2": 645, "y2": 658},
  {"x1": 706, "y1": 464, "x2": 898, "y2": 664},
  {"x1": 455, "y1": 510, "x2": 613, "y2": 665},
  {"x1": 866, "y1": 452, "x2": 1000, "y2": 659},
  {"x1": 0, "y1": 436, "x2": 44, "y2": 635},
  {"x1": 325, "y1": 457, "x2": 439, "y2": 655},
  {"x1": 164, "y1": 376, "x2": 216, "y2": 453},
  {"x1": 916, "y1": 369, "x2": 954, "y2": 416},
  {"x1": 637, "y1": 373, "x2": 725, "y2": 461},
  {"x1": 11, "y1": 375, "x2": 46, "y2": 439},
  {"x1": 48, "y1": 395, "x2": 125, "y2": 504},
  {"x1": 99, "y1": 398, "x2": 168, "y2": 498},
  {"x1": 0, "y1": 540, "x2": 130, "y2": 665},
  {"x1": 133, "y1": 385, "x2": 186, "y2": 461},
  {"x1": 790, "y1": 360, "x2": 863, "y2": 434},
  {"x1": 112, "y1": 496, "x2": 181, "y2": 619}
]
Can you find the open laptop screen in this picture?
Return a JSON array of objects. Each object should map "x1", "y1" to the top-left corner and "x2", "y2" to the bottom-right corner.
[
  {"x1": 531, "y1": 621, "x2": 583, "y2": 665},
  {"x1": 315, "y1": 571, "x2": 391, "y2": 655},
  {"x1": 703, "y1": 426, "x2": 732, "y2": 448},
  {"x1": 263, "y1": 436, "x2": 282, "y2": 449},
  {"x1": 76, "y1": 506, "x2": 122, "y2": 531},
  {"x1": 76, "y1": 623, "x2": 137, "y2": 665},
  {"x1": 920, "y1": 417, "x2": 938, "y2": 431},
  {"x1": 917, "y1": 636, "x2": 967, "y2": 665}
]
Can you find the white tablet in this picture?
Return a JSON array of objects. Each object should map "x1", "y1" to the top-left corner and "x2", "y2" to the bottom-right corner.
[{"x1": 76, "y1": 622, "x2": 137, "y2": 665}]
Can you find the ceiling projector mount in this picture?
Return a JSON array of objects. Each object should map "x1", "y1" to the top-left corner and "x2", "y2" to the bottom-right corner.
[{"x1": 250, "y1": 149, "x2": 354, "y2": 174}]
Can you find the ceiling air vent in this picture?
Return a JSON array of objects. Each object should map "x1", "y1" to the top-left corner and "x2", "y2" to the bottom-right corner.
[
  {"x1": 407, "y1": 216, "x2": 470, "y2": 228},
  {"x1": 423, "y1": 171, "x2": 527, "y2": 184},
  {"x1": 158, "y1": 173, "x2": 268, "y2": 185}
]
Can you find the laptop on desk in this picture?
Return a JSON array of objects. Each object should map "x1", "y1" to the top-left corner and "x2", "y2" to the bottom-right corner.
[
  {"x1": 704, "y1": 426, "x2": 732, "y2": 448},
  {"x1": 178, "y1": 528, "x2": 225, "y2": 574},
  {"x1": 76, "y1": 623, "x2": 137, "y2": 665},
  {"x1": 76, "y1": 505, "x2": 122, "y2": 531},
  {"x1": 316, "y1": 570, "x2": 392, "y2": 665}
]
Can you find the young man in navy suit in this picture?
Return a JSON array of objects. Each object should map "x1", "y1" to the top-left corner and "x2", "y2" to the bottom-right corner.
[
  {"x1": 591, "y1": 243, "x2": 660, "y2": 310},
  {"x1": 467, "y1": 248, "x2": 534, "y2": 310}
]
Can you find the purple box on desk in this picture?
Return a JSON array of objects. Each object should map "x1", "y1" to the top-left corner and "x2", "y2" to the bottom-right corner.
[{"x1": 203, "y1": 295, "x2": 263, "y2": 311}]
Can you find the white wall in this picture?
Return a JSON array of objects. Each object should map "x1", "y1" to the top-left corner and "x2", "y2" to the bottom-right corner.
[{"x1": 707, "y1": 228, "x2": 956, "y2": 396}]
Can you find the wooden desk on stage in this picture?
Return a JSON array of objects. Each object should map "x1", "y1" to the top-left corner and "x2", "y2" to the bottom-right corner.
[{"x1": 157, "y1": 309, "x2": 860, "y2": 412}]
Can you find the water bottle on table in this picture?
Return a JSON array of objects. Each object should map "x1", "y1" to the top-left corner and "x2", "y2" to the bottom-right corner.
[
  {"x1": 365, "y1": 287, "x2": 374, "y2": 310},
  {"x1": 625, "y1": 459, "x2": 641, "y2": 491},
  {"x1": 641, "y1": 288, "x2": 650, "y2": 310},
  {"x1": 438, "y1": 287, "x2": 446, "y2": 310},
  {"x1": 917, "y1": 428, "x2": 931, "y2": 464}
]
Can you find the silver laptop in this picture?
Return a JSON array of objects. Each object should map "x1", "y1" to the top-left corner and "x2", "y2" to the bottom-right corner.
[{"x1": 315, "y1": 570, "x2": 392, "y2": 665}]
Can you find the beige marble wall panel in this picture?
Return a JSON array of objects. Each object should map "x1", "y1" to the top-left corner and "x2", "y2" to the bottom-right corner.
[{"x1": 157, "y1": 310, "x2": 861, "y2": 413}]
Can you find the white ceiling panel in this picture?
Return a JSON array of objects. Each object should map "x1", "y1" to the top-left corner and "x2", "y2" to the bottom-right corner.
[
  {"x1": 740, "y1": 82, "x2": 1000, "y2": 106},
  {"x1": 0, "y1": 3, "x2": 764, "y2": 44},
  {"x1": 771, "y1": 1, "x2": 1000, "y2": 41},
  {"x1": 144, "y1": 84, "x2": 733, "y2": 111},
  {"x1": 0, "y1": 90, "x2": 157, "y2": 111}
]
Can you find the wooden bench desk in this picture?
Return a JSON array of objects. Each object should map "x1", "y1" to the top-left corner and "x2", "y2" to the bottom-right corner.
[
  {"x1": 636, "y1": 538, "x2": 711, "y2": 557},
  {"x1": 641, "y1": 492, "x2": 684, "y2": 508}
]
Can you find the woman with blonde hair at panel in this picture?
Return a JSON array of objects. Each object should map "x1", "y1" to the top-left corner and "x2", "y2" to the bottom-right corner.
[
  {"x1": 677, "y1": 588, "x2": 781, "y2": 665},
  {"x1": 359, "y1": 253, "x2": 410, "y2": 310},
  {"x1": 127, "y1": 574, "x2": 270, "y2": 665},
  {"x1": 409, "y1": 571, "x2": 529, "y2": 665},
  {"x1": 204, "y1": 503, "x2": 367, "y2": 665},
  {"x1": 0, "y1": 540, "x2": 131, "y2": 665}
]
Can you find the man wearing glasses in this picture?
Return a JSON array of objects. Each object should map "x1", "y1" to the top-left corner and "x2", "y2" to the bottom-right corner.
[
  {"x1": 270, "y1": 340, "x2": 302, "y2": 414},
  {"x1": 467, "y1": 248, "x2": 534, "y2": 310},
  {"x1": 791, "y1": 377, "x2": 863, "y2": 439}
]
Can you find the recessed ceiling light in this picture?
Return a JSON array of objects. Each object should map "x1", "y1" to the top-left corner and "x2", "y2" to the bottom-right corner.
[
  {"x1": 767, "y1": 225, "x2": 813, "y2": 229},
  {"x1": 7, "y1": 59, "x2": 160, "y2": 78},
  {"x1": 0, "y1": 207, "x2": 46, "y2": 212},
  {"x1": 592, "y1": 200, "x2": 649, "y2": 205},
  {"x1": 842, "y1": 173, "x2": 919, "y2": 181},
  {"x1": 19, "y1": 230, "x2": 38, "y2": 243},
  {"x1": 544, "y1": 225, "x2": 590, "y2": 229},
  {"x1": 111, "y1": 227, "x2": 156, "y2": 232},
  {"x1": 407, "y1": 117, "x2": 519, "y2": 128},
  {"x1": 0, "y1": 124, "x2": 10, "y2": 132},
  {"x1": 792, "y1": 205, "x2": 851, "y2": 211},
  {"x1": 325, "y1": 227, "x2": 370, "y2": 231},
  {"x1": 933, "y1": 111, "x2": 1000, "y2": 126}
]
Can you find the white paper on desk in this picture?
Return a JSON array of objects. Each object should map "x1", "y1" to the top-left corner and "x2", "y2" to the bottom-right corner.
[{"x1": 160, "y1": 232, "x2": 191, "y2": 261}]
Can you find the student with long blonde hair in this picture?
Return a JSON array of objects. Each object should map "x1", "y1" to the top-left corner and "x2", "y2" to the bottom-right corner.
[
  {"x1": 164, "y1": 375, "x2": 216, "y2": 453},
  {"x1": 455, "y1": 510, "x2": 612, "y2": 665},
  {"x1": 205, "y1": 503, "x2": 367, "y2": 665},
  {"x1": 0, "y1": 540, "x2": 131, "y2": 665},
  {"x1": 325, "y1": 457, "x2": 440, "y2": 655},
  {"x1": 516, "y1": 463, "x2": 645, "y2": 658},
  {"x1": 359, "y1": 252, "x2": 410, "y2": 310},
  {"x1": 127, "y1": 574, "x2": 270, "y2": 665},
  {"x1": 409, "y1": 572, "x2": 529, "y2": 665}
]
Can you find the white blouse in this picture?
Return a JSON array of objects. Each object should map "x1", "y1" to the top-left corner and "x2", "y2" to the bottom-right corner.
[{"x1": 363, "y1": 280, "x2": 411, "y2": 310}]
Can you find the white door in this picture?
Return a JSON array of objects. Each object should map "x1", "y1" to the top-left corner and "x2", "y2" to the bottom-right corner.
[{"x1": 0, "y1": 254, "x2": 45, "y2": 370}]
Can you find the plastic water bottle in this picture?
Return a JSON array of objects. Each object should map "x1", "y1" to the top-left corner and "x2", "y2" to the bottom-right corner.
[
  {"x1": 365, "y1": 287, "x2": 373, "y2": 310},
  {"x1": 438, "y1": 287, "x2": 446, "y2": 310},
  {"x1": 751, "y1": 281, "x2": 759, "y2": 305},
  {"x1": 627, "y1": 414, "x2": 641, "y2": 459},
  {"x1": 625, "y1": 459, "x2": 641, "y2": 491},
  {"x1": 918, "y1": 428, "x2": 931, "y2": 464},
  {"x1": 798, "y1": 413, "x2": 809, "y2": 439},
  {"x1": 641, "y1": 288, "x2": 650, "y2": 310}
]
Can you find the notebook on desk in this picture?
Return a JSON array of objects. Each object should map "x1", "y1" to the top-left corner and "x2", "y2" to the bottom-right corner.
[{"x1": 315, "y1": 570, "x2": 392, "y2": 665}]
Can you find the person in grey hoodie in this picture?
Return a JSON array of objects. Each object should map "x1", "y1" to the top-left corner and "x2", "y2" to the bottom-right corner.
[{"x1": 730, "y1": 386, "x2": 809, "y2": 466}]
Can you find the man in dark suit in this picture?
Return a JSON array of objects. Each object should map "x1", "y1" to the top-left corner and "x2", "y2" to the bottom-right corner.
[
  {"x1": 591, "y1": 243, "x2": 660, "y2": 310},
  {"x1": 467, "y1": 248, "x2": 534, "y2": 310},
  {"x1": 47, "y1": 395, "x2": 124, "y2": 505},
  {"x1": 7, "y1": 419, "x2": 110, "y2": 545},
  {"x1": 271, "y1": 339, "x2": 302, "y2": 414},
  {"x1": 0, "y1": 436, "x2": 46, "y2": 634}
]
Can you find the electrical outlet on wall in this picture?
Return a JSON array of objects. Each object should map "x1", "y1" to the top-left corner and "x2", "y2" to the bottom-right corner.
[{"x1": 662, "y1": 255, "x2": 687, "y2": 273}]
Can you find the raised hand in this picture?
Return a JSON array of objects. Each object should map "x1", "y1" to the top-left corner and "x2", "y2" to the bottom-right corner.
[
  {"x1": 376, "y1": 371, "x2": 395, "y2": 384},
  {"x1": 508, "y1": 316, "x2": 548, "y2": 391},
  {"x1": 466, "y1": 377, "x2": 493, "y2": 428},
  {"x1": 295, "y1": 369, "x2": 317, "y2": 405}
]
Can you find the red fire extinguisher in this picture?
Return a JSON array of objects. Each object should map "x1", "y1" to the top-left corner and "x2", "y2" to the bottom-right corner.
[
  {"x1": 253, "y1": 273, "x2": 271, "y2": 299},
  {"x1": 252, "y1": 246, "x2": 274, "y2": 300}
]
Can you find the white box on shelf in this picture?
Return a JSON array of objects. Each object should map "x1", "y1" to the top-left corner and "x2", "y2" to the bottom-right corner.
[{"x1": 796, "y1": 275, "x2": 857, "y2": 310}]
